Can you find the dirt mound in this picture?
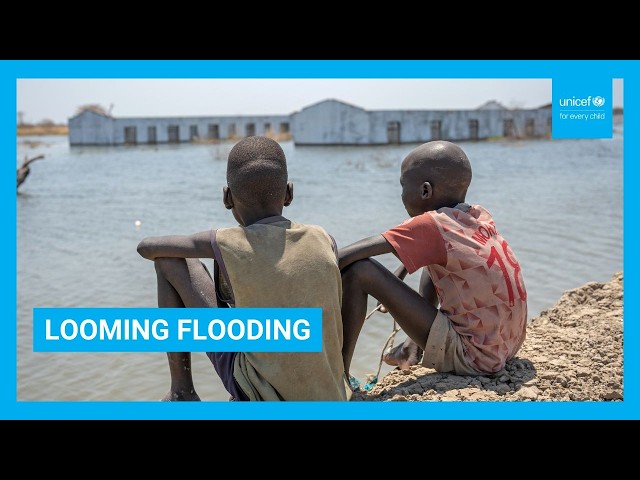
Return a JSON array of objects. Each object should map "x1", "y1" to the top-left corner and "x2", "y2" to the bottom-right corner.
[{"x1": 351, "y1": 272, "x2": 623, "y2": 402}]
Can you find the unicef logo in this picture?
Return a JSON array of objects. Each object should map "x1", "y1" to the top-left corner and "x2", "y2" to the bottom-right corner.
[{"x1": 559, "y1": 96, "x2": 607, "y2": 107}]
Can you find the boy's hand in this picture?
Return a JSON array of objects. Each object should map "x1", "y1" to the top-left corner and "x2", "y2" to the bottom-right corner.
[{"x1": 365, "y1": 303, "x2": 387, "y2": 320}]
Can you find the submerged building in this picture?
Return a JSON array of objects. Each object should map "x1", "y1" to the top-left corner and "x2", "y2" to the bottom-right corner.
[{"x1": 68, "y1": 98, "x2": 552, "y2": 147}]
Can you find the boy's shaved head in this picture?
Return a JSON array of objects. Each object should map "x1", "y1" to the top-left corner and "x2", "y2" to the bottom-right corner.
[
  {"x1": 227, "y1": 136, "x2": 288, "y2": 207},
  {"x1": 403, "y1": 140, "x2": 472, "y2": 197},
  {"x1": 399, "y1": 140, "x2": 473, "y2": 216}
]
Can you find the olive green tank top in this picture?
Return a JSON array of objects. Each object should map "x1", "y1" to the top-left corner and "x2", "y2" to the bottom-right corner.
[{"x1": 211, "y1": 216, "x2": 351, "y2": 401}]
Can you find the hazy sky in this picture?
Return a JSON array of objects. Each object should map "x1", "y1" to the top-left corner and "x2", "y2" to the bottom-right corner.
[{"x1": 17, "y1": 78, "x2": 624, "y2": 125}]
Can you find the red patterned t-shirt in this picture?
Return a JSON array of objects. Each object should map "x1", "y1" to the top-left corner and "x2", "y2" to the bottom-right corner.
[{"x1": 381, "y1": 203, "x2": 528, "y2": 373}]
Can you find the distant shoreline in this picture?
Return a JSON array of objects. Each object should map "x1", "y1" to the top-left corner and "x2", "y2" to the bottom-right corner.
[{"x1": 17, "y1": 125, "x2": 68, "y2": 136}]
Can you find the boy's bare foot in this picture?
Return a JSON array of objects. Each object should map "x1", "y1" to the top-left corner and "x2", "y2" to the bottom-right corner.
[
  {"x1": 383, "y1": 338, "x2": 423, "y2": 370},
  {"x1": 161, "y1": 389, "x2": 201, "y2": 401}
]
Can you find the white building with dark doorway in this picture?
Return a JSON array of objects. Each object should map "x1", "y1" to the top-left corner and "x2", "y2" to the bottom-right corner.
[{"x1": 68, "y1": 98, "x2": 552, "y2": 146}]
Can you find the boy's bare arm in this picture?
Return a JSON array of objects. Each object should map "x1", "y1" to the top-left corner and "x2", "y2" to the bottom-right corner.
[
  {"x1": 137, "y1": 230, "x2": 214, "y2": 260},
  {"x1": 338, "y1": 234, "x2": 396, "y2": 270},
  {"x1": 393, "y1": 263, "x2": 408, "y2": 280}
]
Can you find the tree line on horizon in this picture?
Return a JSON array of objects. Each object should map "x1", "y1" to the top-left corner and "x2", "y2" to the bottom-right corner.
[{"x1": 17, "y1": 103, "x2": 111, "y2": 127}]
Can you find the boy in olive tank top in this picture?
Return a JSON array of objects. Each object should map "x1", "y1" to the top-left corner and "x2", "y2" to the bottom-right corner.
[{"x1": 137, "y1": 136, "x2": 350, "y2": 401}]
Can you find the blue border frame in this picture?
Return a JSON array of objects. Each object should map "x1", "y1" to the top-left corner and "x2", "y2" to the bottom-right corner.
[{"x1": 4, "y1": 60, "x2": 636, "y2": 419}]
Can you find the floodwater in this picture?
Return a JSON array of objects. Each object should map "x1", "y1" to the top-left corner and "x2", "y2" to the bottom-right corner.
[{"x1": 16, "y1": 130, "x2": 623, "y2": 401}]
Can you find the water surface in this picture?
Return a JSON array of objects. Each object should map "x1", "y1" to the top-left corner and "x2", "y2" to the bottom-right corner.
[{"x1": 17, "y1": 132, "x2": 623, "y2": 401}]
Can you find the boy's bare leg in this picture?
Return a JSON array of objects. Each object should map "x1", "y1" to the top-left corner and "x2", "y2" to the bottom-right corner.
[
  {"x1": 162, "y1": 352, "x2": 199, "y2": 401},
  {"x1": 341, "y1": 258, "x2": 438, "y2": 377},
  {"x1": 382, "y1": 269, "x2": 436, "y2": 368},
  {"x1": 154, "y1": 257, "x2": 217, "y2": 401}
]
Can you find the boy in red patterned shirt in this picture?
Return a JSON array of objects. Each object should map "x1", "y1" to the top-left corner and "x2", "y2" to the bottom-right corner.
[{"x1": 339, "y1": 140, "x2": 527, "y2": 380}]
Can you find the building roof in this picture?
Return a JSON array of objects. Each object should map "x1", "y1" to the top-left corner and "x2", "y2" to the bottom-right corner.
[{"x1": 476, "y1": 100, "x2": 508, "y2": 110}]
